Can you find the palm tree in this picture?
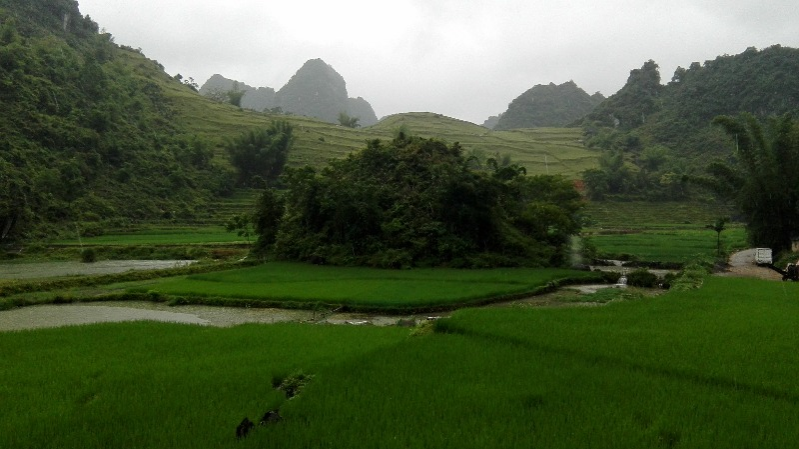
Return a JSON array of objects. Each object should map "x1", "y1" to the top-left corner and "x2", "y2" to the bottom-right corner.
[
  {"x1": 705, "y1": 217, "x2": 729, "y2": 257},
  {"x1": 700, "y1": 113, "x2": 799, "y2": 253}
]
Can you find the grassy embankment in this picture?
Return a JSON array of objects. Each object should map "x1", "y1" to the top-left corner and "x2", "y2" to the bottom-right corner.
[
  {"x1": 3, "y1": 276, "x2": 799, "y2": 448},
  {"x1": 124, "y1": 263, "x2": 601, "y2": 311},
  {"x1": 0, "y1": 263, "x2": 603, "y2": 313}
]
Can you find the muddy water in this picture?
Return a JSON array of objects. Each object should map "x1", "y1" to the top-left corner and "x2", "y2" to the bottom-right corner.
[
  {"x1": 0, "y1": 287, "x2": 619, "y2": 332},
  {"x1": 0, "y1": 301, "x2": 440, "y2": 332},
  {"x1": 0, "y1": 258, "x2": 618, "y2": 332},
  {"x1": 0, "y1": 260, "x2": 196, "y2": 280}
]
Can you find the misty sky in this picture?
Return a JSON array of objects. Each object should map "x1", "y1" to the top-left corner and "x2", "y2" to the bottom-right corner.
[{"x1": 77, "y1": 0, "x2": 799, "y2": 124}]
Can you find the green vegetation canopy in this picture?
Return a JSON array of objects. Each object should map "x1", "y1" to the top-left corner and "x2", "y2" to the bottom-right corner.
[{"x1": 255, "y1": 135, "x2": 584, "y2": 268}]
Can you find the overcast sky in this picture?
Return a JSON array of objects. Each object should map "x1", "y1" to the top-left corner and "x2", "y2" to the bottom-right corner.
[{"x1": 77, "y1": 0, "x2": 799, "y2": 124}]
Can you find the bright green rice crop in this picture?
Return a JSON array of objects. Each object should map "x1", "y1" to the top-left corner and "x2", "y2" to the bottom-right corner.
[
  {"x1": 4, "y1": 276, "x2": 799, "y2": 448},
  {"x1": 132, "y1": 262, "x2": 598, "y2": 309},
  {"x1": 588, "y1": 227, "x2": 748, "y2": 262}
]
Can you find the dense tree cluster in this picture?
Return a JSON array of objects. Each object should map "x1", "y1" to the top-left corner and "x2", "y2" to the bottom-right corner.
[
  {"x1": 224, "y1": 121, "x2": 294, "y2": 187},
  {"x1": 253, "y1": 135, "x2": 583, "y2": 268},
  {"x1": 695, "y1": 113, "x2": 799, "y2": 253}
]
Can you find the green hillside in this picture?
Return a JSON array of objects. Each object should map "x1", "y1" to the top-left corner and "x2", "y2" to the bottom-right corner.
[
  {"x1": 0, "y1": 0, "x2": 599, "y2": 244},
  {"x1": 493, "y1": 81, "x2": 604, "y2": 130},
  {"x1": 371, "y1": 113, "x2": 595, "y2": 178},
  {"x1": 580, "y1": 47, "x2": 799, "y2": 201},
  {"x1": 0, "y1": 0, "x2": 229, "y2": 242},
  {"x1": 165, "y1": 73, "x2": 599, "y2": 177}
]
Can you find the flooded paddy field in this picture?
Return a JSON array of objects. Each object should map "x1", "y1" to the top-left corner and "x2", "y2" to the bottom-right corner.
[
  {"x1": 0, "y1": 285, "x2": 627, "y2": 332},
  {"x1": 0, "y1": 260, "x2": 631, "y2": 332},
  {"x1": 0, "y1": 301, "x2": 438, "y2": 332}
]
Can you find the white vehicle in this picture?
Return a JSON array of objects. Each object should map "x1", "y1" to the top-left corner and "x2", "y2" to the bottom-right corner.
[{"x1": 755, "y1": 248, "x2": 773, "y2": 265}]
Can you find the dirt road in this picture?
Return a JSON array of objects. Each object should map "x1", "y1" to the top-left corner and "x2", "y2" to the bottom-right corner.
[{"x1": 716, "y1": 249, "x2": 782, "y2": 280}]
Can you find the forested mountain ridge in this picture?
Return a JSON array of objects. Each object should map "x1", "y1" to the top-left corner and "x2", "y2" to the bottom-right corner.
[
  {"x1": 579, "y1": 45, "x2": 799, "y2": 201},
  {"x1": 584, "y1": 46, "x2": 799, "y2": 155},
  {"x1": 492, "y1": 81, "x2": 604, "y2": 130},
  {"x1": 0, "y1": 0, "x2": 230, "y2": 241}
]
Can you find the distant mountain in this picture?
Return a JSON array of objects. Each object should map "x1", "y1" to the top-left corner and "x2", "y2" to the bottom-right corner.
[
  {"x1": 492, "y1": 81, "x2": 604, "y2": 130},
  {"x1": 347, "y1": 97, "x2": 378, "y2": 127},
  {"x1": 199, "y1": 74, "x2": 276, "y2": 111},
  {"x1": 481, "y1": 115, "x2": 501, "y2": 129},
  {"x1": 582, "y1": 60, "x2": 662, "y2": 130},
  {"x1": 199, "y1": 59, "x2": 378, "y2": 126}
]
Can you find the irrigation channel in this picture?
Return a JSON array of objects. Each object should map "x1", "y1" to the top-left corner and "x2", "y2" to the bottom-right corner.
[{"x1": 0, "y1": 260, "x2": 644, "y2": 332}]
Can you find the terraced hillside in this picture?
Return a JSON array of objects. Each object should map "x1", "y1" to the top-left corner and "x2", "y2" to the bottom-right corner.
[
  {"x1": 139, "y1": 47, "x2": 598, "y2": 178},
  {"x1": 372, "y1": 113, "x2": 596, "y2": 178},
  {"x1": 583, "y1": 201, "x2": 738, "y2": 230}
]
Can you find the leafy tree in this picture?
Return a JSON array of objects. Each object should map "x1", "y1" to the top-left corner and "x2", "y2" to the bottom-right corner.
[
  {"x1": 252, "y1": 188, "x2": 285, "y2": 254},
  {"x1": 705, "y1": 217, "x2": 729, "y2": 257},
  {"x1": 582, "y1": 150, "x2": 631, "y2": 200},
  {"x1": 256, "y1": 136, "x2": 583, "y2": 268},
  {"x1": 697, "y1": 113, "x2": 799, "y2": 253},
  {"x1": 225, "y1": 121, "x2": 294, "y2": 187},
  {"x1": 226, "y1": 81, "x2": 245, "y2": 107},
  {"x1": 174, "y1": 73, "x2": 199, "y2": 91},
  {"x1": 337, "y1": 112, "x2": 360, "y2": 128},
  {"x1": 225, "y1": 214, "x2": 253, "y2": 242}
]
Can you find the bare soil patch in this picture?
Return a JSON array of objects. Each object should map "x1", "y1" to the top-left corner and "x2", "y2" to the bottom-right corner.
[{"x1": 715, "y1": 249, "x2": 782, "y2": 280}]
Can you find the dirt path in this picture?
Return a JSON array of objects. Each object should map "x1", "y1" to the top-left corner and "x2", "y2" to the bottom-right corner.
[{"x1": 716, "y1": 249, "x2": 782, "y2": 280}]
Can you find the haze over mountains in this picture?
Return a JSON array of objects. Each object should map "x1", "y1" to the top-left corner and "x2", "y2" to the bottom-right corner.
[{"x1": 199, "y1": 59, "x2": 378, "y2": 126}]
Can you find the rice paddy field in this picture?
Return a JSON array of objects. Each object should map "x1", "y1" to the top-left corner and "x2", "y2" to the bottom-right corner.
[
  {"x1": 581, "y1": 201, "x2": 748, "y2": 262},
  {"x1": 587, "y1": 227, "x2": 748, "y2": 263},
  {"x1": 3, "y1": 276, "x2": 799, "y2": 448},
  {"x1": 126, "y1": 262, "x2": 599, "y2": 311}
]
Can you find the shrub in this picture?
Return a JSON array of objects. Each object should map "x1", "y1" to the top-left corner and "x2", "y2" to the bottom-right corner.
[
  {"x1": 80, "y1": 248, "x2": 97, "y2": 263},
  {"x1": 626, "y1": 269, "x2": 659, "y2": 288}
]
